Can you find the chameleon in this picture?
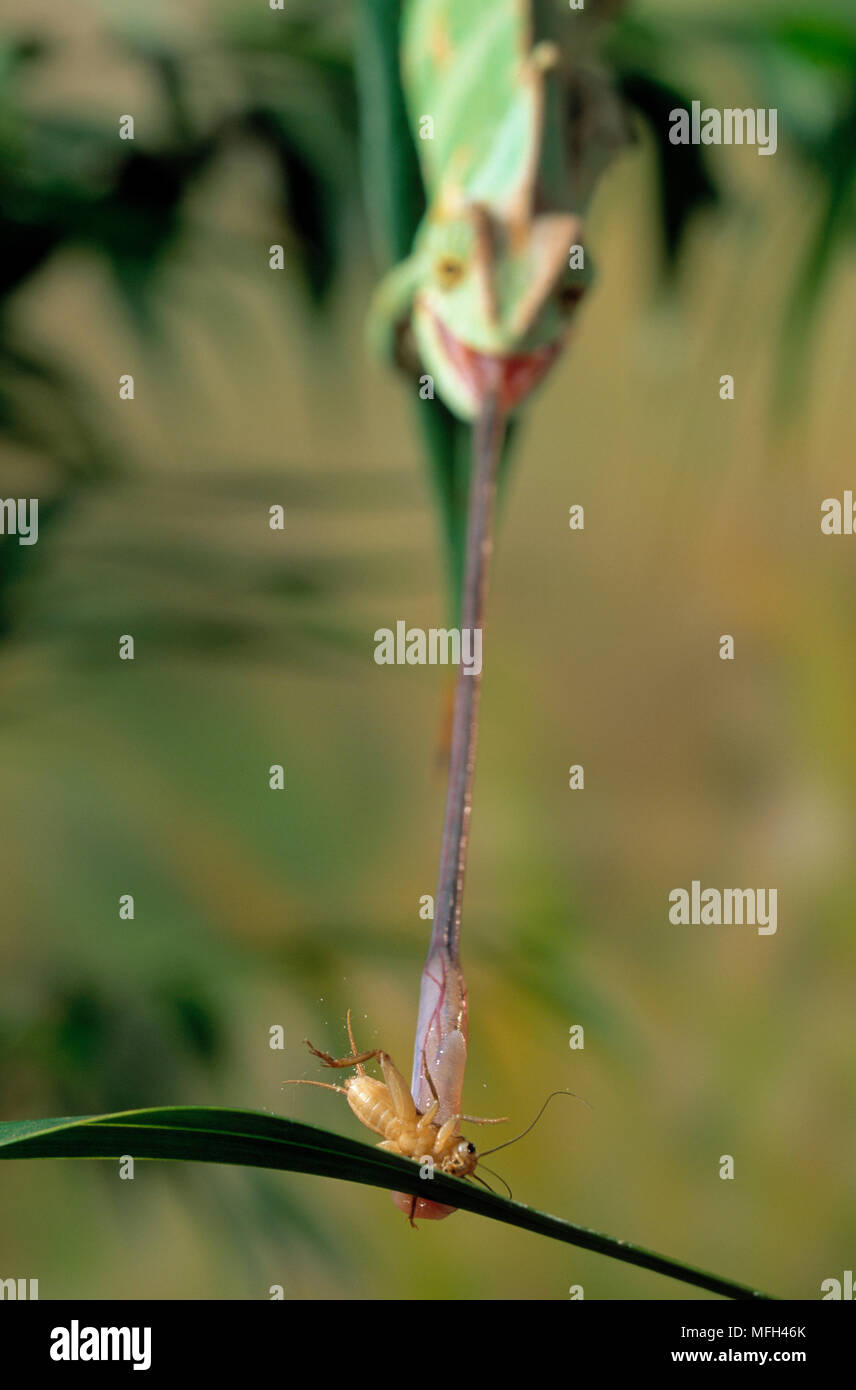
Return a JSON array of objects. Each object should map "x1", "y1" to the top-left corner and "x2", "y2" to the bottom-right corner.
[
  {"x1": 352, "y1": 0, "x2": 627, "y2": 1217},
  {"x1": 362, "y1": 1, "x2": 626, "y2": 414},
  {"x1": 359, "y1": 0, "x2": 627, "y2": 600}
]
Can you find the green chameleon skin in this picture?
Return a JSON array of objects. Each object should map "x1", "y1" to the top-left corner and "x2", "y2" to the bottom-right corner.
[
  {"x1": 358, "y1": 0, "x2": 625, "y2": 601},
  {"x1": 367, "y1": 0, "x2": 611, "y2": 422}
]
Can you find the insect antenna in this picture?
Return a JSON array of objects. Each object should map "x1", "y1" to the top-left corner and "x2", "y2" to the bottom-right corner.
[
  {"x1": 470, "y1": 1172, "x2": 497, "y2": 1196},
  {"x1": 282, "y1": 1079, "x2": 346, "y2": 1095},
  {"x1": 478, "y1": 1162, "x2": 512, "y2": 1200},
  {"x1": 479, "y1": 1090, "x2": 589, "y2": 1158}
]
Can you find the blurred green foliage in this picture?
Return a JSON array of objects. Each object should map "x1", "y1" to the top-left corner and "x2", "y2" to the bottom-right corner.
[{"x1": 0, "y1": 0, "x2": 854, "y2": 1298}]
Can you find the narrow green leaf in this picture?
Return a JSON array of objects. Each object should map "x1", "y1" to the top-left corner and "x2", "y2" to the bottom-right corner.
[{"x1": 0, "y1": 1106, "x2": 774, "y2": 1300}]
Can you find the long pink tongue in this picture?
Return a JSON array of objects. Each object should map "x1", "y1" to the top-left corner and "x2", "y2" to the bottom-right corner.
[
  {"x1": 435, "y1": 314, "x2": 560, "y2": 412},
  {"x1": 483, "y1": 343, "x2": 560, "y2": 411}
]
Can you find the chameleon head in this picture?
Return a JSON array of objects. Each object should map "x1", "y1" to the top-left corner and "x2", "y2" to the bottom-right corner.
[{"x1": 411, "y1": 205, "x2": 587, "y2": 420}]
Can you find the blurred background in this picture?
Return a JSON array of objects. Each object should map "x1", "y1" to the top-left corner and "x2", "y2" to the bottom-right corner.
[{"x1": 1, "y1": 0, "x2": 855, "y2": 1299}]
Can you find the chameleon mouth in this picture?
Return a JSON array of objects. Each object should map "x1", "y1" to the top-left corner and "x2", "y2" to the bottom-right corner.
[{"x1": 432, "y1": 312, "x2": 563, "y2": 413}]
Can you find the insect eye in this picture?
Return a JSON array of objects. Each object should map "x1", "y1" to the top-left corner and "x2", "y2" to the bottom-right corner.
[
  {"x1": 467, "y1": 1143, "x2": 476, "y2": 1154},
  {"x1": 435, "y1": 255, "x2": 466, "y2": 290}
]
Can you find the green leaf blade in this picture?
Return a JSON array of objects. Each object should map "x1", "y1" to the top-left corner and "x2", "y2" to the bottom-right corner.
[{"x1": 0, "y1": 1106, "x2": 775, "y2": 1300}]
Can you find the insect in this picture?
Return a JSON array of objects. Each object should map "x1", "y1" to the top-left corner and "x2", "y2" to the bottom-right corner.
[
  {"x1": 285, "y1": 1011, "x2": 508, "y2": 1224},
  {"x1": 286, "y1": 1012, "x2": 583, "y2": 1224}
]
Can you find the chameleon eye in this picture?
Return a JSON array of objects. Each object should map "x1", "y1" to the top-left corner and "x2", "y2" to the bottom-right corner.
[
  {"x1": 435, "y1": 255, "x2": 466, "y2": 290},
  {"x1": 558, "y1": 283, "x2": 585, "y2": 314}
]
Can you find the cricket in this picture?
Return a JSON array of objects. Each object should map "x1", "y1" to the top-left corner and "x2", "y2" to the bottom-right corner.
[
  {"x1": 286, "y1": 1010, "x2": 581, "y2": 1225},
  {"x1": 285, "y1": 1010, "x2": 508, "y2": 1224}
]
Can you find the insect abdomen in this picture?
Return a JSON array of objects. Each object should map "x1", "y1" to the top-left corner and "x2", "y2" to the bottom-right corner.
[{"x1": 346, "y1": 1077, "x2": 404, "y2": 1141}]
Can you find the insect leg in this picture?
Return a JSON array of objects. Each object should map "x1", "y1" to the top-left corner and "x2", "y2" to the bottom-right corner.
[
  {"x1": 304, "y1": 1039, "x2": 382, "y2": 1070},
  {"x1": 345, "y1": 1009, "x2": 365, "y2": 1076},
  {"x1": 377, "y1": 1051, "x2": 417, "y2": 1124},
  {"x1": 436, "y1": 1116, "x2": 460, "y2": 1149},
  {"x1": 460, "y1": 1114, "x2": 509, "y2": 1125},
  {"x1": 417, "y1": 1098, "x2": 440, "y2": 1130}
]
